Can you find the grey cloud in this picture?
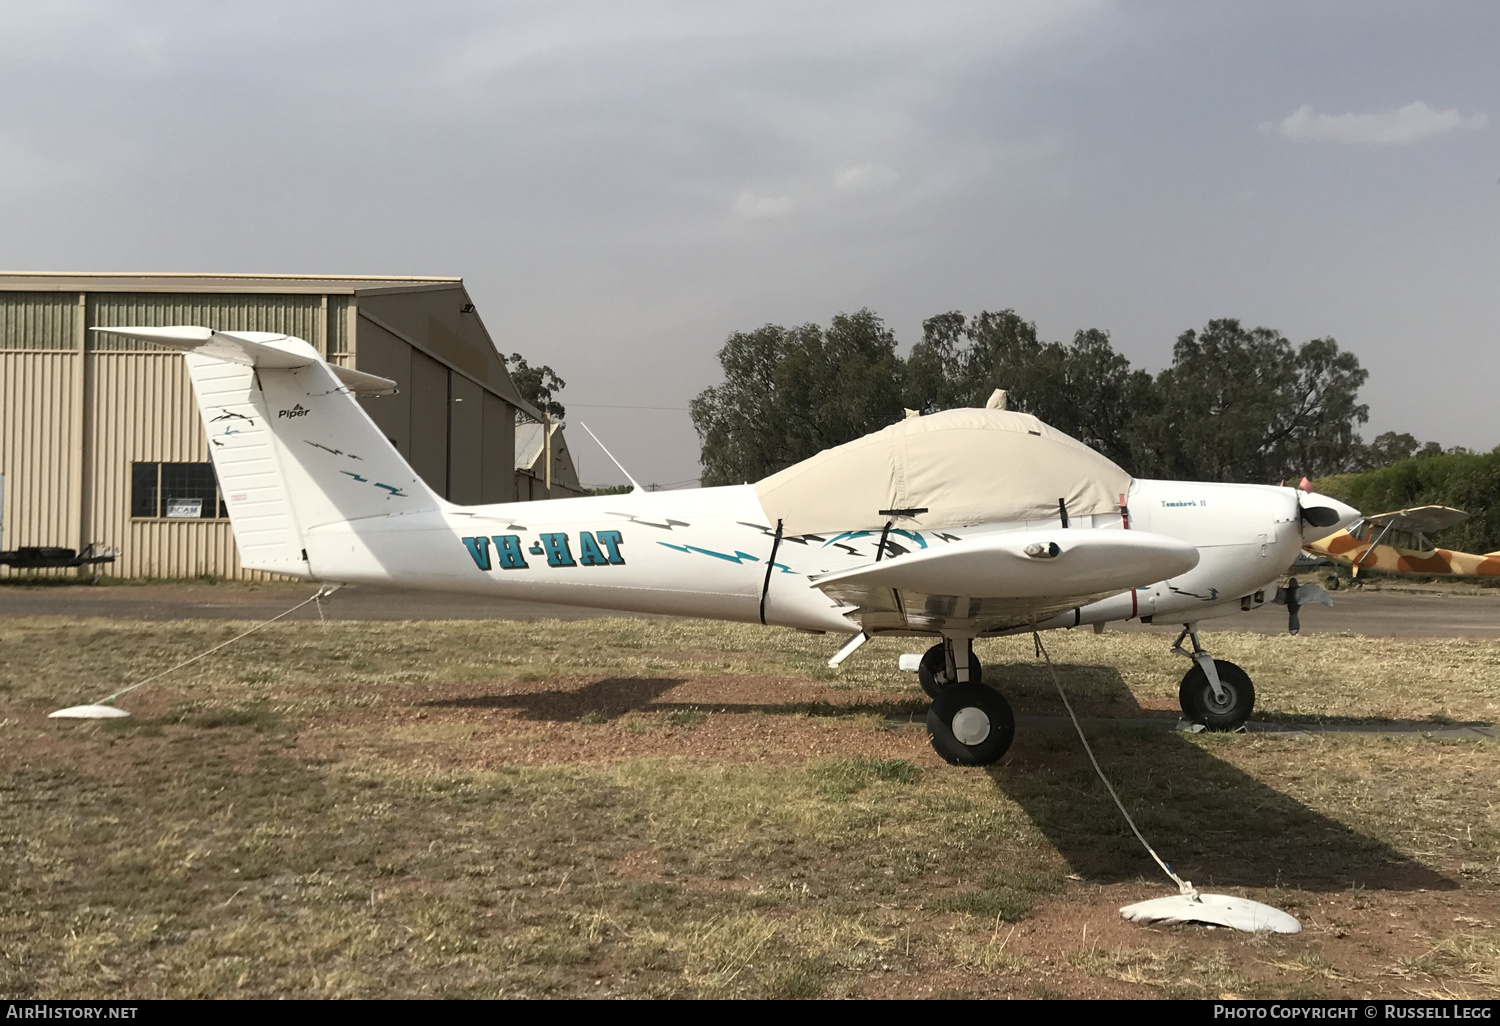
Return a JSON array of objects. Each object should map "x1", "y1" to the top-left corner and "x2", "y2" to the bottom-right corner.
[{"x1": 1264, "y1": 102, "x2": 1487, "y2": 145}]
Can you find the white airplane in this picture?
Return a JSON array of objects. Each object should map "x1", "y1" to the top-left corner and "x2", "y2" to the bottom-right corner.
[{"x1": 96, "y1": 326, "x2": 1360, "y2": 766}]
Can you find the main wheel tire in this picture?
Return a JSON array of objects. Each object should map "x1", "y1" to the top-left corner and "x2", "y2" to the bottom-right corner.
[
  {"x1": 1178, "y1": 659, "x2": 1255, "y2": 731},
  {"x1": 1324, "y1": 574, "x2": 1341, "y2": 592},
  {"x1": 927, "y1": 683, "x2": 1015, "y2": 766},
  {"x1": 917, "y1": 642, "x2": 983, "y2": 699}
]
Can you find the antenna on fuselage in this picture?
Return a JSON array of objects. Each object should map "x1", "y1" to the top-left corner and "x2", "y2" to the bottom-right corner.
[{"x1": 579, "y1": 422, "x2": 645, "y2": 494}]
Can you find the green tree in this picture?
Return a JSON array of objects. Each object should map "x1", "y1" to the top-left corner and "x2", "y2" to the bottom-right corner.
[
  {"x1": 695, "y1": 308, "x2": 1372, "y2": 488},
  {"x1": 1348, "y1": 431, "x2": 1445, "y2": 470},
  {"x1": 1037, "y1": 328, "x2": 1156, "y2": 471},
  {"x1": 691, "y1": 310, "x2": 905, "y2": 485},
  {"x1": 1357, "y1": 431, "x2": 1422, "y2": 468},
  {"x1": 1279, "y1": 336, "x2": 1372, "y2": 477},
  {"x1": 904, "y1": 312, "x2": 1152, "y2": 470},
  {"x1": 904, "y1": 309, "x2": 1045, "y2": 412},
  {"x1": 505, "y1": 353, "x2": 566, "y2": 419},
  {"x1": 1136, "y1": 320, "x2": 1368, "y2": 482}
]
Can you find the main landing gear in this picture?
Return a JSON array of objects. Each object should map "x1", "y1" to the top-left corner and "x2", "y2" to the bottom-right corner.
[
  {"x1": 1171, "y1": 623, "x2": 1255, "y2": 731},
  {"x1": 912, "y1": 625, "x2": 1257, "y2": 762},
  {"x1": 918, "y1": 639, "x2": 1015, "y2": 766}
]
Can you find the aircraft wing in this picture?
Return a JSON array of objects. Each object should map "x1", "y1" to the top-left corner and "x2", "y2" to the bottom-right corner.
[
  {"x1": 1363, "y1": 505, "x2": 1469, "y2": 535},
  {"x1": 811, "y1": 529, "x2": 1198, "y2": 633}
]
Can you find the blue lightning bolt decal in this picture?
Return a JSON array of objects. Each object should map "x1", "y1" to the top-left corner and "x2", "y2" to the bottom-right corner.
[
  {"x1": 823, "y1": 529, "x2": 927, "y2": 550},
  {"x1": 374, "y1": 483, "x2": 407, "y2": 497},
  {"x1": 658, "y1": 541, "x2": 793, "y2": 571},
  {"x1": 341, "y1": 471, "x2": 368, "y2": 482}
]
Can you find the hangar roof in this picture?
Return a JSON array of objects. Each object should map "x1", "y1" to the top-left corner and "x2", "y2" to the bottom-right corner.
[
  {"x1": 515, "y1": 420, "x2": 560, "y2": 472},
  {"x1": 0, "y1": 272, "x2": 463, "y2": 296}
]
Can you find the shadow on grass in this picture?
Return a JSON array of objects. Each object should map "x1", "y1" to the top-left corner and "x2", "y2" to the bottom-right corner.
[
  {"x1": 422, "y1": 677, "x2": 931, "y2": 722},
  {"x1": 425, "y1": 677, "x2": 688, "y2": 722},
  {"x1": 986, "y1": 661, "x2": 1458, "y2": 893}
]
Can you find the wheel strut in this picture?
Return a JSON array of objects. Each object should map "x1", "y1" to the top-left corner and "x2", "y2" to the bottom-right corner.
[
  {"x1": 944, "y1": 634, "x2": 977, "y2": 684},
  {"x1": 1170, "y1": 623, "x2": 1225, "y2": 703}
]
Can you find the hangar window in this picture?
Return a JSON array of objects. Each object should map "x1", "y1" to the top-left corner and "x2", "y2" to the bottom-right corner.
[{"x1": 130, "y1": 462, "x2": 228, "y2": 519}]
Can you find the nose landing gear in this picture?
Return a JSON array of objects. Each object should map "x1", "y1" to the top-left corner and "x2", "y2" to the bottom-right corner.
[{"x1": 1171, "y1": 623, "x2": 1255, "y2": 731}]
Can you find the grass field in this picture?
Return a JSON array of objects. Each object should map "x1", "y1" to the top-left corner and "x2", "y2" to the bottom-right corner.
[{"x1": 1, "y1": 616, "x2": 1497, "y2": 999}]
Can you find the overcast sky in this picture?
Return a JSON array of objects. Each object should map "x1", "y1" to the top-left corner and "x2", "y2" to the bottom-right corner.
[{"x1": 2, "y1": 1, "x2": 1495, "y2": 487}]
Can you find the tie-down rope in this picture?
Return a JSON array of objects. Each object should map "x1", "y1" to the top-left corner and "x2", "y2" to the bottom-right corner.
[
  {"x1": 93, "y1": 586, "x2": 338, "y2": 707},
  {"x1": 1031, "y1": 629, "x2": 1199, "y2": 900}
]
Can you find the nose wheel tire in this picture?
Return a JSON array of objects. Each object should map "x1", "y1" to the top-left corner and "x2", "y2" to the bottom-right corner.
[
  {"x1": 928, "y1": 683, "x2": 1014, "y2": 766},
  {"x1": 917, "y1": 642, "x2": 983, "y2": 699},
  {"x1": 1178, "y1": 659, "x2": 1255, "y2": 731}
]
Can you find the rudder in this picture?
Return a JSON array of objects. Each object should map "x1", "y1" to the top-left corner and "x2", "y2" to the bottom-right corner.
[{"x1": 96, "y1": 326, "x2": 442, "y2": 578}]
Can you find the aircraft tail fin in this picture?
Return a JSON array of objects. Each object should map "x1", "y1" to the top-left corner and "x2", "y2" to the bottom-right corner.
[{"x1": 92, "y1": 326, "x2": 442, "y2": 578}]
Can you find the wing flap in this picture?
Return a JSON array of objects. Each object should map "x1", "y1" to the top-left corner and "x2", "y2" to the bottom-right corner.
[{"x1": 822, "y1": 587, "x2": 1103, "y2": 634}]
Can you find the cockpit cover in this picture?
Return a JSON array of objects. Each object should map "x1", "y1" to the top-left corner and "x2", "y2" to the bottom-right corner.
[{"x1": 754, "y1": 407, "x2": 1133, "y2": 535}]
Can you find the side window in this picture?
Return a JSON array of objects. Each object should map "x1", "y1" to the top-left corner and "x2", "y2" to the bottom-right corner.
[
  {"x1": 131, "y1": 462, "x2": 228, "y2": 519},
  {"x1": 130, "y1": 463, "x2": 159, "y2": 518}
]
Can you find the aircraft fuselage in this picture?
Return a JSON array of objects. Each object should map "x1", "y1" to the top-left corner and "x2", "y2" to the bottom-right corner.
[{"x1": 297, "y1": 477, "x2": 1321, "y2": 637}]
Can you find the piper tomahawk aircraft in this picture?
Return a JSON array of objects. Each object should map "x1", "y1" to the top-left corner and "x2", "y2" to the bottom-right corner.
[{"x1": 96, "y1": 326, "x2": 1360, "y2": 766}]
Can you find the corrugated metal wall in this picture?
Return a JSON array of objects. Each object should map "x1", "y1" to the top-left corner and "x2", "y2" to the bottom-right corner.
[
  {"x1": 87, "y1": 352, "x2": 247, "y2": 579},
  {"x1": 0, "y1": 292, "x2": 78, "y2": 350},
  {"x1": 88, "y1": 294, "x2": 324, "y2": 352},
  {"x1": 0, "y1": 351, "x2": 80, "y2": 561},
  {"x1": 327, "y1": 295, "x2": 351, "y2": 355}
]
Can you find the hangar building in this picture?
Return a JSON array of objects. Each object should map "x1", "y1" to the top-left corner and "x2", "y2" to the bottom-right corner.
[
  {"x1": 515, "y1": 420, "x2": 588, "y2": 501},
  {"x1": 0, "y1": 272, "x2": 571, "y2": 580}
]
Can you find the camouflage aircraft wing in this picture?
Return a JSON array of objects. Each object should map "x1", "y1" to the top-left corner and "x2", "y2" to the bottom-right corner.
[
  {"x1": 810, "y1": 529, "x2": 1198, "y2": 634},
  {"x1": 1363, "y1": 505, "x2": 1469, "y2": 535}
]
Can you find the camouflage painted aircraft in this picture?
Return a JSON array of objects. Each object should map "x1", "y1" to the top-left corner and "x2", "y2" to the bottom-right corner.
[{"x1": 1305, "y1": 505, "x2": 1500, "y2": 583}]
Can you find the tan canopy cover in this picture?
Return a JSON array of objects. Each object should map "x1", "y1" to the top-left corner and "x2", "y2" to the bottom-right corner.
[{"x1": 755, "y1": 407, "x2": 1133, "y2": 536}]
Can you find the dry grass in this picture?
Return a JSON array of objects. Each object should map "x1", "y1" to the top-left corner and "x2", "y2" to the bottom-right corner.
[
  {"x1": 3, "y1": 615, "x2": 1499, "y2": 723},
  {"x1": 1391, "y1": 934, "x2": 1500, "y2": 996},
  {"x1": 0, "y1": 615, "x2": 1497, "y2": 998}
]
